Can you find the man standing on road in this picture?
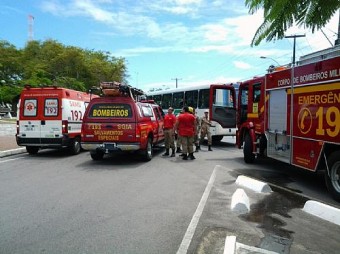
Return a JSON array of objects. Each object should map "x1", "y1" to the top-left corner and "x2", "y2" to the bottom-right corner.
[
  {"x1": 200, "y1": 110, "x2": 213, "y2": 151},
  {"x1": 175, "y1": 106, "x2": 196, "y2": 160},
  {"x1": 162, "y1": 107, "x2": 176, "y2": 157}
]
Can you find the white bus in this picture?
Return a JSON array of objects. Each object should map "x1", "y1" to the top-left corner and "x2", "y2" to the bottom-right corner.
[{"x1": 147, "y1": 83, "x2": 238, "y2": 142}]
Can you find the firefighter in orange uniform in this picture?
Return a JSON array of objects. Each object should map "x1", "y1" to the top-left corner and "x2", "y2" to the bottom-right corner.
[
  {"x1": 162, "y1": 107, "x2": 177, "y2": 157},
  {"x1": 175, "y1": 106, "x2": 196, "y2": 160}
]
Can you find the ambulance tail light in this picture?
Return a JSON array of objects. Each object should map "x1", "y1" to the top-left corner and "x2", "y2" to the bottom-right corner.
[
  {"x1": 62, "y1": 120, "x2": 69, "y2": 134},
  {"x1": 16, "y1": 121, "x2": 19, "y2": 134}
]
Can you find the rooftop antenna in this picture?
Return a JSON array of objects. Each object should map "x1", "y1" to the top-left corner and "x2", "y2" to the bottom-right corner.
[{"x1": 28, "y1": 14, "x2": 34, "y2": 42}]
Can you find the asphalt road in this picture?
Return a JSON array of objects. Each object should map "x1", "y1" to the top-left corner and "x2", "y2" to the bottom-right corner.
[{"x1": 0, "y1": 138, "x2": 339, "y2": 254}]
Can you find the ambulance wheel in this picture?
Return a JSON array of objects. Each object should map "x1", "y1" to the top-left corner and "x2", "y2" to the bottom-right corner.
[
  {"x1": 243, "y1": 133, "x2": 255, "y2": 163},
  {"x1": 69, "y1": 137, "x2": 81, "y2": 155},
  {"x1": 90, "y1": 150, "x2": 104, "y2": 160},
  {"x1": 26, "y1": 146, "x2": 39, "y2": 155},
  {"x1": 141, "y1": 137, "x2": 153, "y2": 162},
  {"x1": 325, "y1": 151, "x2": 340, "y2": 201}
]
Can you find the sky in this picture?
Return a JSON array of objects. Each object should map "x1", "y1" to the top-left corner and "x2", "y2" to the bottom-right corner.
[{"x1": 1, "y1": 0, "x2": 339, "y2": 92}]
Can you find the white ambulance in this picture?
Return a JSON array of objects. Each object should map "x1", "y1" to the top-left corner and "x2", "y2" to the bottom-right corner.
[{"x1": 16, "y1": 85, "x2": 97, "y2": 155}]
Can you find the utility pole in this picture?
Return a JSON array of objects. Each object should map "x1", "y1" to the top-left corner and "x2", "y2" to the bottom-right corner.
[
  {"x1": 28, "y1": 14, "x2": 34, "y2": 42},
  {"x1": 172, "y1": 78, "x2": 182, "y2": 88},
  {"x1": 335, "y1": 10, "x2": 340, "y2": 46}
]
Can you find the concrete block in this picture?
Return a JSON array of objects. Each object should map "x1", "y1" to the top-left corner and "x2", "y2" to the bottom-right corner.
[
  {"x1": 302, "y1": 200, "x2": 340, "y2": 226},
  {"x1": 231, "y1": 188, "x2": 250, "y2": 214},
  {"x1": 236, "y1": 175, "x2": 272, "y2": 193}
]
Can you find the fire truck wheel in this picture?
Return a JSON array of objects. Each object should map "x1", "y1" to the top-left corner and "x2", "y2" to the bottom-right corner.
[
  {"x1": 26, "y1": 146, "x2": 39, "y2": 155},
  {"x1": 243, "y1": 133, "x2": 255, "y2": 163},
  {"x1": 141, "y1": 137, "x2": 153, "y2": 162},
  {"x1": 90, "y1": 150, "x2": 104, "y2": 161},
  {"x1": 69, "y1": 137, "x2": 81, "y2": 155},
  {"x1": 325, "y1": 152, "x2": 340, "y2": 201}
]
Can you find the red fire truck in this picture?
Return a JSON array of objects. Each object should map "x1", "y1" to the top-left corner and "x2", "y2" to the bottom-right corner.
[{"x1": 210, "y1": 46, "x2": 340, "y2": 200}]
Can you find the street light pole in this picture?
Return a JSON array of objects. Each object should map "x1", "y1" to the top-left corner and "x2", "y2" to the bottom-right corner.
[{"x1": 260, "y1": 56, "x2": 280, "y2": 66}]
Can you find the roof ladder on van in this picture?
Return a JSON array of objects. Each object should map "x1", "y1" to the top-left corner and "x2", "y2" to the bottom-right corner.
[{"x1": 100, "y1": 81, "x2": 145, "y2": 101}]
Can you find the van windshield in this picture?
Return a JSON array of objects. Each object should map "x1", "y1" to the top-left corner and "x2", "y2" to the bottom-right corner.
[{"x1": 88, "y1": 103, "x2": 133, "y2": 118}]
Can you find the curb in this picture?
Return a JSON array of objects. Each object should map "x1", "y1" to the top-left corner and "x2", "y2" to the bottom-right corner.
[
  {"x1": 233, "y1": 175, "x2": 340, "y2": 227},
  {"x1": 236, "y1": 175, "x2": 272, "y2": 193},
  {"x1": 0, "y1": 148, "x2": 26, "y2": 158},
  {"x1": 302, "y1": 200, "x2": 340, "y2": 226}
]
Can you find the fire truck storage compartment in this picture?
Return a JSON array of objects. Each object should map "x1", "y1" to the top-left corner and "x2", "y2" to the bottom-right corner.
[{"x1": 267, "y1": 88, "x2": 290, "y2": 162}]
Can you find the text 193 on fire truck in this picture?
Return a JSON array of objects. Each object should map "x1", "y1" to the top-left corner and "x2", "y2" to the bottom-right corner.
[
  {"x1": 209, "y1": 45, "x2": 340, "y2": 201},
  {"x1": 81, "y1": 82, "x2": 165, "y2": 162},
  {"x1": 16, "y1": 85, "x2": 98, "y2": 155}
]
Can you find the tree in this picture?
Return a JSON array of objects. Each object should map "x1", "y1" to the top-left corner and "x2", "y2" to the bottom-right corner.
[{"x1": 245, "y1": 0, "x2": 340, "y2": 46}]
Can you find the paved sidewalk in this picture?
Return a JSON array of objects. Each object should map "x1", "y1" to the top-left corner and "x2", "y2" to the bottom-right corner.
[{"x1": 0, "y1": 120, "x2": 25, "y2": 157}]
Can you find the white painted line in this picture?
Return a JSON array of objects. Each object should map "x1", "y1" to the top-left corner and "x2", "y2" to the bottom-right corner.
[
  {"x1": 176, "y1": 165, "x2": 218, "y2": 254},
  {"x1": 231, "y1": 188, "x2": 250, "y2": 214},
  {"x1": 236, "y1": 175, "x2": 272, "y2": 193},
  {"x1": 223, "y1": 235, "x2": 236, "y2": 254},
  {"x1": 0, "y1": 157, "x2": 24, "y2": 164},
  {"x1": 236, "y1": 242, "x2": 279, "y2": 254},
  {"x1": 302, "y1": 200, "x2": 340, "y2": 226}
]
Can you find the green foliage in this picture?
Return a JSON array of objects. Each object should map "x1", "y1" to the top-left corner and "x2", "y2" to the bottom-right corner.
[
  {"x1": 0, "y1": 39, "x2": 128, "y2": 104},
  {"x1": 245, "y1": 0, "x2": 340, "y2": 46}
]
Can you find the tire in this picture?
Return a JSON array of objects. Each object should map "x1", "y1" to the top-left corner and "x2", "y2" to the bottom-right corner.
[
  {"x1": 90, "y1": 150, "x2": 104, "y2": 161},
  {"x1": 212, "y1": 135, "x2": 223, "y2": 143},
  {"x1": 243, "y1": 133, "x2": 255, "y2": 163},
  {"x1": 26, "y1": 146, "x2": 39, "y2": 155},
  {"x1": 141, "y1": 137, "x2": 153, "y2": 162},
  {"x1": 69, "y1": 137, "x2": 81, "y2": 155},
  {"x1": 325, "y1": 151, "x2": 340, "y2": 201}
]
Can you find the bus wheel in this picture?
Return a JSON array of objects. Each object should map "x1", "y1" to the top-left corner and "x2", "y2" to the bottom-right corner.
[
  {"x1": 141, "y1": 137, "x2": 153, "y2": 162},
  {"x1": 212, "y1": 135, "x2": 223, "y2": 143},
  {"x1": 243, "y1": 133, "x2": 255, "y2": 163},
  {"x1": 69, "y1": 137, "x2": 81, "y2": 155},
  {"x1": 26, "y1": 146, "x2": 39, "y2": 155},
  {"x1": 325, "y1": 151, "x2": 340, "y2": 201},
  {"x1": 90, "y1": 150, "x2": 104, "y2": 160}
]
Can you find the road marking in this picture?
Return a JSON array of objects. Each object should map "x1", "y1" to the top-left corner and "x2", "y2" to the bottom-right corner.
[
  {"x1": 0, "y1": 157, "x2": 23, "y2": 164},
  {"x1": 176, "y1": 165, "x2": 217, "y2": 254}
]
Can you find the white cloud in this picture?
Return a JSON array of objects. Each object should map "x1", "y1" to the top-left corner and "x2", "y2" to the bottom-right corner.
[{"x1": 233, "y1": 61, "x2": 252, "y2": 70}]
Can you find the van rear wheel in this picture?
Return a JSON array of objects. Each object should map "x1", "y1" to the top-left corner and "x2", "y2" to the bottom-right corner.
[
  {"x1": 69, "y1": 137, "x2": 81, "y2": 155},
  {"x1": 141, "y1": 137, "x2": 153, "y2": 161},
  {"x1": 26, "y1": 146, "x2": 39, "y2": 155},
  {"x1": 90, "y1": 150, "x2": 104, "y2": 160}
]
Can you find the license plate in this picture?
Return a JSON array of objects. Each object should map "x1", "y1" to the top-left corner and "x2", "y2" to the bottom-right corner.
[{"x1": 105, "y1": 143, "x2": 116, "y2": 150}]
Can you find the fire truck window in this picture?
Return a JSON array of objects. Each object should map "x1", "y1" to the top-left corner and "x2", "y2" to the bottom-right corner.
[
  {"x1": 240, "y1": 88, "x2": 248, "y2": 123},
  {"x1": 23, "y1": 99, "x2": 38, "y2": 117},
  {"x1": 44, "y1": 98, "x2": 59, "y2": 117},
  {"x1": 141, "y1": 105, "x2": 153, "y2": 117},
  {"x1": 253, "y1": 84, "x2": 261, "y2": 103},
  {"x1": 198, "y1": 89, "x2": 209, "y2": 108}
]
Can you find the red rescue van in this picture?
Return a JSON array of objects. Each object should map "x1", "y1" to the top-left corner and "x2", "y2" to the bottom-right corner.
[{"x1": 16, "y1": 85, "x2": 97, "y2": 155}]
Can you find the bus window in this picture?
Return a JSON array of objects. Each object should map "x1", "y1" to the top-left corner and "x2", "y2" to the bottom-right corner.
[
  {"x1": 153, "y1": 95, "x2": 162, "y2": 107},
  {"x1": 198, "y1": 89, "x2": 209, "y2": 109},
  {"x1": 162, "y1": 93, "x2": 172, "y2": 109},
  {"x1": 173, "y1": 92, "x2": 184, "y2": 108},
  {"x1": 185, "y1": 90, "x2": 198, "y2": 108}
]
